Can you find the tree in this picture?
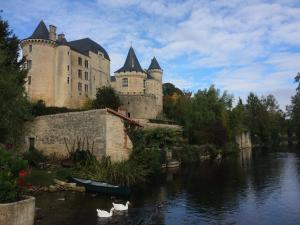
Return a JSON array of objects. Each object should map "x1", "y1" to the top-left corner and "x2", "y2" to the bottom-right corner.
[
  {"x1": 163, "y1": 83, "x2": 183, "y2": 96},
  {"x1": 92, "y1": 86, "x2": 121, "y2": 110},
  {"x1": 290, "y1": 73, "x2": 300, "y2": 144},
  {"x1": 0, "y1": 17, "x2": 30, "y2": 144}
]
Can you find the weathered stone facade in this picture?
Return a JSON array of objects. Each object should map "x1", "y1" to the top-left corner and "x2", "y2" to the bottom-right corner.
[
  {"x1": 21, "y1": 21, "x2": 163, "y2": 119},
  {"x1": 21, "y1": 21, "x2": 110, "y2": 109},
  {"x1": 21, "y1": 109, "x2": 133, "y2": 162},
  {"x1": 111, "y1": 48, "x2": 163, "y2": 119}
]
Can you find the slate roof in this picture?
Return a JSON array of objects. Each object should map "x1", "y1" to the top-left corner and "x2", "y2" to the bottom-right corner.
[
  {"x1": 67, "y1": 38, "x2": 110, "y2": 60},
  {"x1": 148, "y1": 57, "x2": 161, "y2": 70},
  {"x1": 29, "y1": 20, "x2": 49, "y2": 39},
  {"x1": 115, "y1": 47, "x2": 144, "y2": 73}
]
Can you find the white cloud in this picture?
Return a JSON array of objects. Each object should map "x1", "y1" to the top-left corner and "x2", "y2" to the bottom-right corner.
[{"x1": 2, "y1": 0, "x2": 300, "y2": 108}]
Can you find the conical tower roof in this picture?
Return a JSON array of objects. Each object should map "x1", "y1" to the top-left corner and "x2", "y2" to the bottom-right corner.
[
  {"x1": 148, "y1": 57, "x2": 161, "y2": 70},
  {"x1": 115, "y1": 47, "x2": 144, "y2": 73},
  {"x1": 29, "y1": 20, "x2": 49, "y2": 39}
]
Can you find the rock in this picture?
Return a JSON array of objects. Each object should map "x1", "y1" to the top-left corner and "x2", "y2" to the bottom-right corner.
[{"x1": 49, "y1": 185, "x2": 58, "y2": 192}]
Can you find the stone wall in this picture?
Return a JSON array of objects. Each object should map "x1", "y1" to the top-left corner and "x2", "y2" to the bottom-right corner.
[
  {"x1": 21, "y1": 109, "x2": 132, "y2": 162},
  {"x1": 119, "y1": 94, "x2": 158, "y2": 119}
]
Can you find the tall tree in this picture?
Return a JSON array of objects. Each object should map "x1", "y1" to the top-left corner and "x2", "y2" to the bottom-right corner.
[{"x1": 0, "y1": 17, "x2": 30, "y2": 144}]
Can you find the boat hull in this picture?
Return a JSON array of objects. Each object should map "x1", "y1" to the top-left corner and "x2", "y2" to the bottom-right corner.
[{"x1": 69, "y1": 177, "x2": 131, "y2": 196}]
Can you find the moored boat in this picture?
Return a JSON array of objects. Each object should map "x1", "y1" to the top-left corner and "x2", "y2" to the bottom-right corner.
[{"x1": 68, "y1": 177, "x2": 131, "y2": 196}]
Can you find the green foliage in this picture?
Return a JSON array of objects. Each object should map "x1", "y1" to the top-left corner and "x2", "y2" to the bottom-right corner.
[
  {"x1": 182, "y1": 86, "x2": 233, "y2": 147},
  {"x1": 75, "y1": 127, "x2": 181, "y2": 186},
  {"x1": 23, "y1": 147, "x2": 48, "y2": 167},
  {"x1": 30, "y1": 100, "x2": 79, "y2": 116},
  {"x1": 245, "y1": 93, "x2": 284, "y2": 146},
  {"x1": 289, "y1": 73, "x2": 300, "y2": 144},
  {"x1": 75, "y1": 156, "x2": 149, "y2": 186},
  {"x1": 163, "y1": 83, "x2": 184, "y2": 96},
  {"x1": 0, "y1": 17, "x2": 31, "y2": 143},
  {"x1": 163, "y1": 82, "x2": 287, "y2": 149},
  {"x1": 91, "y1": 86, "x2": 121, "y2": 110},
  {"x1": 0, "y1": 147, "x2": 28, "y2": 203}
]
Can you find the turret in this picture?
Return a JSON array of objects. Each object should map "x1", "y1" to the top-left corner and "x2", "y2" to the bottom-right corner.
[{"x1": 147, "y1": 57, "x2": 163, "y2": 82}]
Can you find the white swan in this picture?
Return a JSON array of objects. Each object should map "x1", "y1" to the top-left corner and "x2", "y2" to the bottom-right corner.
[
  {"x1": 96, "y1": 207, "x2": 114, "y2": 218},
  {"x1": 112, "y1": 201, "x2": 130, "y2": 211}
]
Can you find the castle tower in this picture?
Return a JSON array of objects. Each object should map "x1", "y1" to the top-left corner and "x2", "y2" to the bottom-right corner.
[
  {"x1": 21, "y1": 20, "x2": 60, "y2": 106},
  {"x1": 147, "y1": 57, "x2": 163, "y2": 82},
  {"x1": 114, "y1": 47, "x2": 147, "y2": 94},
  {"x1": 146, "y1": 57, "x2": 163, "y2": 116}
]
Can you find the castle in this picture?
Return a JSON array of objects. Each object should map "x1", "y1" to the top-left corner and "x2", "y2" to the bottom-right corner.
[{"x1": 21, "y1": 20, "x2": 163, "y2": 119}]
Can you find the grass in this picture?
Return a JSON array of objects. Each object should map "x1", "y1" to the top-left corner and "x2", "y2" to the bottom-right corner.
[{"x1": 26, "y1": 167, "x2": 73, "y2": 186}]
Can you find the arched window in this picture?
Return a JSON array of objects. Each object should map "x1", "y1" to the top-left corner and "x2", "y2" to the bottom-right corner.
[{"x1": 122, "y1": 78, "x2": 128, "y2": 87}]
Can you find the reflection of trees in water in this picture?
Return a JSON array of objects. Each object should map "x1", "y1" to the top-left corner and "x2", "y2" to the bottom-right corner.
[
  {"x1": 249, "y1": 151, "x2": 284, "y2": 203},
  {"x1": 179, "y1": 150, "x2": 285, "y2": 218}
]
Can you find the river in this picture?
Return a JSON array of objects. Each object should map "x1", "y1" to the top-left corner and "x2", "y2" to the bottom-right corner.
[{"x1": 34, "y1": 148, "x2": 300, "y2": 225}]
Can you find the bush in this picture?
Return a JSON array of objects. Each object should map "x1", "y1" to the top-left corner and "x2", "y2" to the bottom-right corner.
[
  {"x1": 0, "y1": 148, "x2": 28, "y2": 203},
  {"x1": 23, "y1": 147, "x2": 48, "y2": 167},
  {"x1": 92, "y1": 86, "x2": 121, "y2": 110},
  {"x1": 31, "y1": 100, "x2": 79, "y2": 117}
]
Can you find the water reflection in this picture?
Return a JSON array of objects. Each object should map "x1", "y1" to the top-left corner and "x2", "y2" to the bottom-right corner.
[{"x1": 35, "y1": 149, "x2": 300, "y2": 225}]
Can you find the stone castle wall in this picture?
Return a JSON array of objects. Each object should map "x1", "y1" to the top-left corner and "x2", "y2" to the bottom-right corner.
[
  {"x1": 119, "y1": 94, "x2": 157, "y2": 119},
  {"x1": 22, "y1": 109, "x2": 132, "y2": 162}
]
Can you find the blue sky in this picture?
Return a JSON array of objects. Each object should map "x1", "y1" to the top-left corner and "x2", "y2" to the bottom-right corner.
[{"x1": 2, "y1": 0, "x2": 300, "y2": 108}]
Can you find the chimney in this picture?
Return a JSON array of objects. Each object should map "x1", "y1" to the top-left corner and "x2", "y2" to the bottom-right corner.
[
  {"x1": 49, "y1": 25, "x2": 57, "y2": 41},
  {"x1": 57, "y1": 33, "x2": 65, "y2": 42}
]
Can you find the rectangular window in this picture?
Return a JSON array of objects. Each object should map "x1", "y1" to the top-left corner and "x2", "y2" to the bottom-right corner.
[
  {"x1": 78, "y1": 82, "x2": 82, "y2": 91},
  {"x1": 78, "y1": 57, "x2": 82, "y2": 66},
  {"x1": 27, "y1": 60, "x2": 32, "y2": 70},
  {"x1": 67, "y1": 77, "x2": 70, "y2": 84},
  {"x1": 78, "y1": 69, "x2": 82, "y2": 79},
  {"x1": 122, "y1": 78, "x2": 128, "y2": 87},
  {"x1": 84, "y1": 72, "x2": 88, "y2": 80},
  {"x1": 84, "y1": 84, "x2": 88, "y2": 92},
  {"x1": 143, "y1": 80, "x2": 146, "y2": 88},
  {"x1": 29, "y1": 45, "x2": 32, "y2": 52},
  {"x1": 28, "y1": 76, "x2": 31, "y2": 85},
  {"x1": 67, "y1": 65, "x2": 69, "y2": 71},
  {"x1": 84, "y1": 60, "x2": 89, "y2": 68}
]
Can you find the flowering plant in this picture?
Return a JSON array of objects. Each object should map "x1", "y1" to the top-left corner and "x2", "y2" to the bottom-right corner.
[{"x1": 0, "y1": 147, "x2": 30, "y2": 203}]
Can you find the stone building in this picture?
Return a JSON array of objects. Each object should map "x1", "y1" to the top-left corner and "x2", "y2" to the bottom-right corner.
[
  {"x1": 22, "y1": 109, "x2": 141, "y2": 162},
  {"x1": 111, "y1": 47, "x2": 163, "y2": 119},
  {"x1": 21, "y1": 20, "x2": 163, "y2": 119}
]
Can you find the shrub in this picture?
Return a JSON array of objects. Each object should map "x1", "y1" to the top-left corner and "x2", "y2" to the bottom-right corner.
[
  {"x1": 0, "y1": 147, "x2": 29, "y2": 203},
  {"x1": 23, "y1": 147, "x2": 48, "y2": 167},
  {"x1": 31, "y1": 100, "x2": 79, "y2": 117}
]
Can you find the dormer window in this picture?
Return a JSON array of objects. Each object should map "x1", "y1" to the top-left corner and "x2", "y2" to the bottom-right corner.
[{"x1": 122, "y1": 78, "x2": 128, "y2": 87}]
